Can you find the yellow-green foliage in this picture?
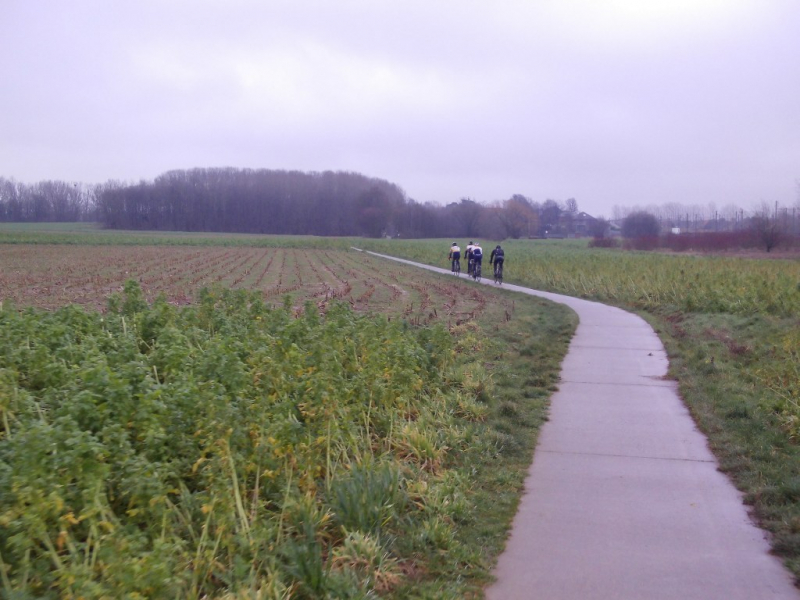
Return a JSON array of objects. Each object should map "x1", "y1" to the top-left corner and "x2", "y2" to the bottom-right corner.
[
  {"x1": 754, "y1": 327, "x2": 800, "y2": 440},
  {"x1": 0, "y1": 282, "x2": 492, "y2": 598},
  {"x1": 359, "y1": 238, "x2": 800, "y2": 316}
]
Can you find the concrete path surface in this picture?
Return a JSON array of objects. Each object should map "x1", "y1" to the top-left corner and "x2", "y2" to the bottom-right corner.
[{"x1": 357, "y1": 250, "x2": 800, "y2": 600}]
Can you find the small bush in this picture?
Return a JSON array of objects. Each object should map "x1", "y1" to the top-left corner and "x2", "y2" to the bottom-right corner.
[
  {"x1": 621, "y1": 211, "x2": 660, "y2": 239},
  {"x1": 623, "y1": 236, "x2": 659, "y2": 251},
  {"x1": 588, "y1": 237, "x2": 620, "y2": 249}
]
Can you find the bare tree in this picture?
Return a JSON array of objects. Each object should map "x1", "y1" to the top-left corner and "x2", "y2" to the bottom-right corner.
[
  {"x1": 562, "y1": 198, "x2": 578, "y2": 235},
  {"x1": 612, "y1": 205, "x2": 633, "y2": 222},
  {"x1": 540, "y1": 199, "x2": 562, "y2": 236},
  {"x1": 750, "y1": 202, "x2": 784, "y2": 252},
  {"x1": 662, "y1": 202, "x2": 684, "y2": 227},
  {"x1": 495, "y1": 195, "x2": 537, "y2": 238},
  {"x1": 448, "y1": 198, "x2": 485, "y2": 238}
]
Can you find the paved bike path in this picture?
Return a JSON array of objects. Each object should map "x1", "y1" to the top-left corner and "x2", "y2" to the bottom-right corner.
[{"x1": 356, "y1": 250, "x2": 799, "y2": 600}]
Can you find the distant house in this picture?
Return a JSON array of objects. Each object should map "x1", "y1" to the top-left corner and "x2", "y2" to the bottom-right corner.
[
  {"x1": 557, "y1": 211, "x2": 601, "y2": 237},
  {"x1": 573, "y1": 212, "x2": 599, "y2": 237},
  {"x1": 547, "y1": 209, "x2": 605, "y2": 238}
]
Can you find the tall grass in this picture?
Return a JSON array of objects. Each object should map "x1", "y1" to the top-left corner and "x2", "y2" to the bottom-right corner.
[{"x1": 358, "y1": 238, "x2": 800, "y2": 316}]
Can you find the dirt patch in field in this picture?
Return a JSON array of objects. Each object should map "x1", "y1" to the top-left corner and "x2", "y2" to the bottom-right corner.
[{"x1": 0, "y1": 245, "x2": 510, "y2": 330}]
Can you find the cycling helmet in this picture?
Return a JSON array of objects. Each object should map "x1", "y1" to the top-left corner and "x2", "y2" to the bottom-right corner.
[
  {"x1": 452, "y1": 242, "x2": 457, "y2": 246},
  {"x1": 469, "y1": 241, "x2": 473, "y2": 244},
  {"x1": 496, "y1": 245, "x2": 501, "y2": 249}
]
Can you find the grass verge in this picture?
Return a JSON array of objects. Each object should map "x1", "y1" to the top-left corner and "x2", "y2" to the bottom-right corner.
[
  {"x1": 648, "y1": 309, "x2": 800, "y2": 579},
  {"x1": 389, "y1": 289, "x2": 576, "y2": 598}
]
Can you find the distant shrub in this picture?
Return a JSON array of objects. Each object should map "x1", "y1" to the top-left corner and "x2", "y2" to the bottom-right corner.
[
  {"x1": 623, "y1": 236, "x2": 659, "y2": 251},
  {"x1": 622, "y1": 211, "x2": 660, "y2": 239},
  {"x1": 588, "y1": 237, "x2": 620, "y2": 249}
]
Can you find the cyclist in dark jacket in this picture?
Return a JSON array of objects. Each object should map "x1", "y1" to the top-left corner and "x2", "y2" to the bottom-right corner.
[
  {"x1": 490, "y1": 245, "x2": 504, "y2": 268},
  {"x1": 490, "y1": 245, "x2": 505, "y2": 283}
]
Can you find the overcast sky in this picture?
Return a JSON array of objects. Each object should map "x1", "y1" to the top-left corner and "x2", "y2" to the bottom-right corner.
[{"x1": 1, "y1": 0, "x2": 798, "y2": 217}]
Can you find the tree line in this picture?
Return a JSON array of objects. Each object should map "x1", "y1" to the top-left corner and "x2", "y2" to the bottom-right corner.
[
  {"x1": 0, "y1": 178, "x2": 97, "y2": 222},
  {"x1": 97, "y1": 168, "x2": 408, "y2": 236},
  {"x1": 1, "y1": 168, "x2": 589, "y2": 239},
  {"x1": 5, "y1": 168, "x2": 797, "y2": 245},
  {"x1": 96, "y1": 168, "x2": 584, "y2": 239}
]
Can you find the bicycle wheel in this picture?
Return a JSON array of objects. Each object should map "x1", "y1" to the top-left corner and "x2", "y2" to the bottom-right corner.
[
  {"x1": 454, "y1": 260, "x2": 460, "y2": 276},
  {"x1": 474, "y1": 263, "x2": 481, "y2": 282}
]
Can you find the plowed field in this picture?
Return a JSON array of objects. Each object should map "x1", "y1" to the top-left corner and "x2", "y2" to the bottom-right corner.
[{"x1": 0, "y1": 245, "x2": 505, "y2": 326}]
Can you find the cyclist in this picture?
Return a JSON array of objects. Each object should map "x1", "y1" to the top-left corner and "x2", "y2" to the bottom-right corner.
[
  {"x1": 490, "y1": 244, "x2": 504, "y2": 281},
  {"x1": 465, "y1": 240, "x2": 475, "y2": 275},
  {"x1": 448, "y1": 242, "x2": 461, "y2": 274},
  {"x1": 471, "y1": 242, "x2": 483, "y2": 279}
]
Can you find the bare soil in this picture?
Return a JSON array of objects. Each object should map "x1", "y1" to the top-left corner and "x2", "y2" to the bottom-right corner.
[{"x1": 0, "y1": 244, "x2": 508, "y2": 329}]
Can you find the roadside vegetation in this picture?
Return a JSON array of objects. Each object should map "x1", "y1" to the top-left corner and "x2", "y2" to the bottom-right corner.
[
  {"x1": 358, "y1": 237, "x2": 800, "y2": 581},
  {"x1": 0, "y1": 231, "x2": 575, "y2": 598}
]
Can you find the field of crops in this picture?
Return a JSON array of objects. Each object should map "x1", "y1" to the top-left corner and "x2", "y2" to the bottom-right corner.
[
  {"x1": 0, "y1": 285, "x2": 460, "y2": 598},
  {"x1": 0, "y1": 245, "x2": 495, "y2": 329},
  {"x1": 7, "y1": 229, "x2": 799, "y2": 590},
  {"x1": 358, "y1": 238, "x2": 800, "y2": 316},
  {"x1": 0, "y1": 223, "x2": 352, "y2": 249},
  {"x1": 360, "y1": 237, "x2": 800, "y2": 431},
  {"x1": 0, "y1": 234, "x2": 576, "y2": 598}
]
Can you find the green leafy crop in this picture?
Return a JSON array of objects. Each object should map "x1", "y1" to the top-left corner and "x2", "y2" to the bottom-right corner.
[{"x1": 0, "y1": 282, "x2": 485, "y2": 598}]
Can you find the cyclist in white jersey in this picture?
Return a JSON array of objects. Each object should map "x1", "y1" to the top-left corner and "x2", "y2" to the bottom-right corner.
[
  {"x1": 471, "y1": 243, "x2": 483, "y2": 276},
  {"x1": 448, "y1": 242, "x2": 461, "y2": 274},
  {"x1": 465, "y1": 241, "x2": 475, "y2": 275}
]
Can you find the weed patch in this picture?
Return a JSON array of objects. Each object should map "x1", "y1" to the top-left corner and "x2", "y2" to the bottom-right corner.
[{"x1": 0, "y1": 268, "x2": 575, "y2": 598}]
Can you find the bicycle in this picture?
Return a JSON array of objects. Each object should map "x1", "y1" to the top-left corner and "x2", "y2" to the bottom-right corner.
[
  {"x1": 451, "y1": 258, "x2": 461, "y2": 276},
  {"x1": 472, "y1": 261, "x2": 481, "y2": 282},
  {"x1": 493, "y1": 260, "x2": 503, "y2": 285}
]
